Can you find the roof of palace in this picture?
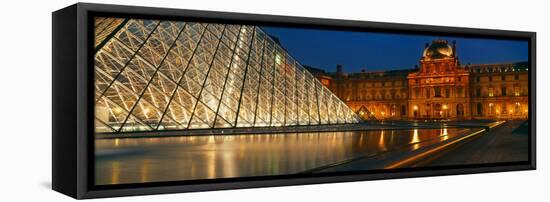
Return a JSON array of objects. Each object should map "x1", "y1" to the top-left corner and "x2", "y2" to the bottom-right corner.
[{"x1": 423, "y1": 39, "x2": 455, "y2": 60}]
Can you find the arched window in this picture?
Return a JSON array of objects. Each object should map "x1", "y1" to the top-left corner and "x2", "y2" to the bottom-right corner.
[
  {"x1": 477, "y1": 103, "x2": 483, "y2": 116},
  {"x1": 456, "y1": 103, "x2": 464, "y2": 117},
  {"x1": 434, "y1": 86, "x2": 441, "y2": 97},
  {"x1": 457, "y1": 86, "x2": 464, "y2": 97},
  {"x1": 385, "y1": 92, "x2": 392, "y2": 100}
]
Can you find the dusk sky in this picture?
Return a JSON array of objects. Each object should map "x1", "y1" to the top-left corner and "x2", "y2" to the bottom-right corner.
[{"x1": 261, "y1": 26, "x2": 528, "y2": 73}]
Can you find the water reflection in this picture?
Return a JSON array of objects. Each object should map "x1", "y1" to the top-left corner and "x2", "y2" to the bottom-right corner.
[
  {"x1": 411, "y1": 129, "x2": 420, "y2": 144},
  {"x1": 110, "y1": 161, "x2": 120, "y2": 184},
  {"x1": 441, "y1": 128, "x2": 449, "y2": 141},
  {"x1": 378, "y1": 130, "x2": 387, "y2": 151},
  {"x1": 95, "y1": 128, "x2": 469, "y2": 185},
  {"x1": 411, "y1": 129, "x2": 420, "y2": 150}
]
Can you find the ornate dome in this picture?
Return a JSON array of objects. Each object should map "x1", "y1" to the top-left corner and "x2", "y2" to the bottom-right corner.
[{"x1": 423, "y1": 39, "x2": 454, "y2": 59}]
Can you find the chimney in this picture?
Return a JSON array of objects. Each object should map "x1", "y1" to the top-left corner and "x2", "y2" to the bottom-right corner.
[{"x1": 336, "y1": 64, "x2": 343, "y2": 73}]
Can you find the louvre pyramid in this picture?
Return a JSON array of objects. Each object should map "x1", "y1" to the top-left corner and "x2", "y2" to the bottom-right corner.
[{"x1": 94, "y1": 17, "x2": 360, "y2": 133}]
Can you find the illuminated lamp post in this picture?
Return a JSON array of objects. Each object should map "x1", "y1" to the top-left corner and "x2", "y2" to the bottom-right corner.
[{"x1": 413, "y1": 105, "x2": 418, "y2": 119}]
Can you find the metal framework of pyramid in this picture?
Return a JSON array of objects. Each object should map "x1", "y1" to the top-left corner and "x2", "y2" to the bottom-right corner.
[{"x1": 94, "y1": 17, "x2": 360, "y2": 133}]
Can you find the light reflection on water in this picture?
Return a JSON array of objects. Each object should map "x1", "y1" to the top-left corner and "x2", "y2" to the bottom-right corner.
[
  {"x1": 441, "y1": 128, "x2": 449, "y2": 141},
  {"x1": 411, "y1": 129, "x2": 420, "y2": 150},
  {"x1": 95, "y1": 128, "x2": 467, "y2": 185}
]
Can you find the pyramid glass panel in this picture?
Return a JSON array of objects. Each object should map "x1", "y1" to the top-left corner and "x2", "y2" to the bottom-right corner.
[{"x1": 94, "y1": 17, "x2": 360, "y2": 133}]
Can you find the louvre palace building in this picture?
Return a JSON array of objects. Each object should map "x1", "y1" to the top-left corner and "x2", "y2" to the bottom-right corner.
[
  {"x1": 93, "y1": 16, "x2": 528, "y2": 133},
  {"x1": 313, "y1": 39, "x2": 529, "y2": 120}
]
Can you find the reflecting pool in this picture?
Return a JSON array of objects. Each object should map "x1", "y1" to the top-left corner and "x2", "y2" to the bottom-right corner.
[{"x1": 95, "y1": 128, "x2": 472, "y2": 185}]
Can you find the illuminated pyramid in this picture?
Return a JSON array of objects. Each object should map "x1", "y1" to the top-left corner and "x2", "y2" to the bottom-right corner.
[{"x1": 93, "y1": 17, "x2": 360, "y2": 133}]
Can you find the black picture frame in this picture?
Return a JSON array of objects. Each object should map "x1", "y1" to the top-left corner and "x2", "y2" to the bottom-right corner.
[{"x1": 52, "y1": 3, "x2": 536, "y2": 199}]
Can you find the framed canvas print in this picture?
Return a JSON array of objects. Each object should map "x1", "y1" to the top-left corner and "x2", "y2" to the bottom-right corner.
[{"x1": 52, "y1": 3, "x2": 536, "y2": 199}]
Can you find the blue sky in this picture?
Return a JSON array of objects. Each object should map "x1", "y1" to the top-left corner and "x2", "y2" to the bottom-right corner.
[{"x1": 261, "y1": 26, "x2": 528, "y2": 73}]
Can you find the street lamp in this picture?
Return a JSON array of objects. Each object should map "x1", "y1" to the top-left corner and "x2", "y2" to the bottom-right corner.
[{"x1": 413, "y1": 105, "x2": 418, "y2": 119}]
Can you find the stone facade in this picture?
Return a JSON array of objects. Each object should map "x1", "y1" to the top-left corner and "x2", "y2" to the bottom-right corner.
[{"x1": 316, "y1": 40, "x2": 529, "y2": 120}]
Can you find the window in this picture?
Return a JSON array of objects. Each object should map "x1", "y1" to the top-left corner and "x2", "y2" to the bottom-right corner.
[
  {"x1": 501, "y1": 87, "x2": 507, "y2": 96},
  {"x1": 515, "y1": 74, "x2": 519, "y2": 80},
  {"x1": 488, "y1": 87, "x2": 494, "y2": 97},
  {"x1": 445, "y1": 87, "x2": 450, "y2": 98},
  {"x1": 489, "y1": 103, "x2": 494, "y2": 115},
  {"x1": 476, "y1": 77, "x2": 480, "y2": 82},
  {"x1": 515, "y1": 87, "x2": 520, "y2": 96},
  {"x1": 435, "y1": 86, "x2": 441, "y2": 97},
  {"x1": 425, "y1": 88, "x2": 429, "y2": 98},
  {"x1": 458, "y1": 77, "x2": 462, "y2": 82},
  {"x1": 489, "y1": 76, "x2": 493, "y2": 82},
  {"x1": 456, "y1": 103, "x2": 464, "y2": 117},
  {"x1": 458, "y1": 87, "x2": 463, "y2": 97},
  {"x1": 476, "y1": 88, "x2": 481, "y2": 97},
  {"x1": 477, "y1": 103, "x2": 483, "y2": 116},
  {"x1": 501, "y1": 75, "x2": 506, "y2": 81}
]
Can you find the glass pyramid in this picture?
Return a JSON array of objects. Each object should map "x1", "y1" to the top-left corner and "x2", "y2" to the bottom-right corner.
[{"x1": 94, "y1": 17, "x2": 360, "y2": 133}]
